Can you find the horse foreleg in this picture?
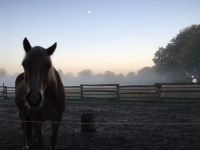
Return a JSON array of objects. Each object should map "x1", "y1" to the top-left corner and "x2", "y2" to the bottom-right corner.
[
  {"x1": 32, "y1": 122, "x2": 44, "y2": 150},
  {"x1": 20, "y1": 111, "x2": 31, "y2": 150},
  {"x1": 21, "y1": 121, "x2": 32, "y2": 149},
  {"x1": 51, "y1": 122, "x2": 61, "y2": 150},
  {"x1": 21, "y1": 122, "x2": 29, "y2": 150}
]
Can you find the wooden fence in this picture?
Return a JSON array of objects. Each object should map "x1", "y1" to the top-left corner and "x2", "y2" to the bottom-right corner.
[
  {"x1": 0, "y1": 84, "x2": 15, "y2": 99},
  {"x1": 1, "y1": 83, "x2": 200, "y2": 102}
]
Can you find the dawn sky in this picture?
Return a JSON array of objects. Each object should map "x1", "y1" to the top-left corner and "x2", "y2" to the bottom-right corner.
[{"x1": 0, "y1": 0, "x2": 200, "y2": 75}]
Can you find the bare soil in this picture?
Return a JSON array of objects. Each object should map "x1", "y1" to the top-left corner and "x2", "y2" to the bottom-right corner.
[{"x1": 1, "y1": 100, "x2": 200, "y2": 150}]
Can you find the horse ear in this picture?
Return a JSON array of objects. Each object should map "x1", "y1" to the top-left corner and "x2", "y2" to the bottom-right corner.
[
  {"x1": 23, "y1": 37, "x2": 32, "y2": 53},
  {"x1": 47, "y1": 42, "x2": 57, "y2": 55}
]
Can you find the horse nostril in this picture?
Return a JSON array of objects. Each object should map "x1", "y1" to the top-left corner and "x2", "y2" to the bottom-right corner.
[
  {"x1": 38, "y1": 91, "x2": 42, "y2": 102},
  {"x1": 26, "y1": 89, "x2": 32, "y2": 102}
]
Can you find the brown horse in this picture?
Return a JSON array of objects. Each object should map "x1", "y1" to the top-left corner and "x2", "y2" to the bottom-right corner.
[{"x1": 15, "y1": 38, "x2": 66, "y2": 150}]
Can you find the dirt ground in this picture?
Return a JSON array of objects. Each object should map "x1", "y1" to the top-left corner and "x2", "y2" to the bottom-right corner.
[{"x1": 1, "y1": 100, "x2": 200, "y2": 150}]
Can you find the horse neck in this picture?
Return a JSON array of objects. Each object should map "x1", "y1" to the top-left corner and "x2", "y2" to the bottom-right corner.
[{"x1": 46, "y1": 67, "x2": 58, "y2": 91}]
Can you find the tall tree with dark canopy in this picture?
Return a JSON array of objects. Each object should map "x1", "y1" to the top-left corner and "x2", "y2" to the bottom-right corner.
[{"x1": 153, "y1": 24, "x2": 200, "y2": 82}]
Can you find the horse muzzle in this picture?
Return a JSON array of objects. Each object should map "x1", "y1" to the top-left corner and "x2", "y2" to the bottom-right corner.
[{"x1": 26, "y1": 89, "x2": 43, "y2": 108}]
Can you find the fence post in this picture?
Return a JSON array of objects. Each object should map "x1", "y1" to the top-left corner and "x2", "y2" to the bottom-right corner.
[
  {"x1": 80, "y1": 84, "x2": 83, "y2": 101},
  {"x1": 5, "y1": 86, "x2": 7, "y2": 99},
  {"x1": 154, "y1": 83, "x2": 161, "y2": 104},
  {"x1": 116, "y1": 84, "x2": 119, "y2": 101},
  {"x1": 2, "y1": 83, "x2": 4, "y2": 98},
  {"x1": 3, "y1": 84, "x2": 7, "y2": 99}
]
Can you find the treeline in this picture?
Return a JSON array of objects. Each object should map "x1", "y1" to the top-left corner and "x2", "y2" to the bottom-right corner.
[{"x1": 58, "y1": 68, "x2": 167, "y2": 86}]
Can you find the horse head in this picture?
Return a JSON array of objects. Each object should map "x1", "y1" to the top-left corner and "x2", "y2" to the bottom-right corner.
[{"x1": 22, "y1": 37, "x2": 57, "y2": 108}]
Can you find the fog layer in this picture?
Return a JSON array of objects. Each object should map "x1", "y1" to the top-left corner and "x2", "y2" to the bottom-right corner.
[{"x1": 0, "y1": 67, "x2": 169, "y2": 86}]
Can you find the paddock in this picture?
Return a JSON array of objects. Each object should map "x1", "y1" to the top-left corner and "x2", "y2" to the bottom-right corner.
[{"x1": 1, "y1": 99, "x2": 200, "y2": 150}]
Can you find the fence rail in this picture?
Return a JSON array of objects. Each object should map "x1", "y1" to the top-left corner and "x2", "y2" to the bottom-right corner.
[{"x1": 1, "y1": 83, "x2": 200, "y2": 102}]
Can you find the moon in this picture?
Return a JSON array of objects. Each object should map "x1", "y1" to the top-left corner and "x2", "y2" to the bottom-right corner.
[{"x1": 87, "y1": 10, "x2": 91, "y2": 14}]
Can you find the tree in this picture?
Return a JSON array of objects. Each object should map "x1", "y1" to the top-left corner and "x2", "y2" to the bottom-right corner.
[
  {"x1": 136, "y1": 67, "x2": 167, "y2": 84},
  {"x1": 153, "y1": 24, "x2": 200, "y2": 82},
  {"x1": 78, "y1": 69, "x2": 93, "y2": 77}
]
